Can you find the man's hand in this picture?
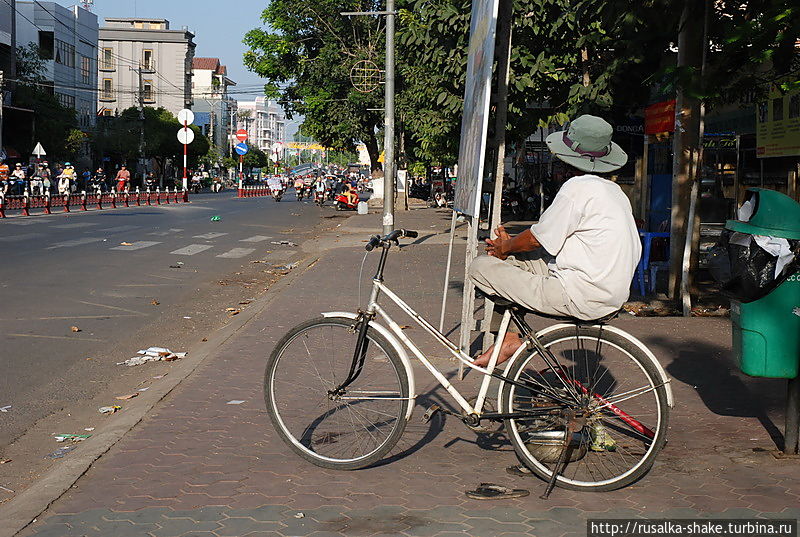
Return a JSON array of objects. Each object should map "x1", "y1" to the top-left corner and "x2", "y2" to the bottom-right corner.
[{"x1": 485, "y1": 225, "x2": 512, "y2": 260}]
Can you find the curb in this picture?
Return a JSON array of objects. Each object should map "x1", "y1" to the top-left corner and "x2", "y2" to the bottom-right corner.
[{"x1": 0, "y1": 250, "x2": 324, "y2": 537}]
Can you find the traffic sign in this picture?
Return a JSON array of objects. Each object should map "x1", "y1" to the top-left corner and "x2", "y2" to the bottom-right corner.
[
  {"x1": 177, "y1": 127, "x2": 195, "y2": 145},
  {"x1": 177, "y1": 109, "x2": 195, "y2": 125},
  {"x1": 235, "y1": 142, "x2": 248, "y2": 156},
  {"x1": 32, "y1": 142, "x2": 47, "y2": 157},
  {"x1": 236, "y1": 129, "x2": 248, "y2": 142}
]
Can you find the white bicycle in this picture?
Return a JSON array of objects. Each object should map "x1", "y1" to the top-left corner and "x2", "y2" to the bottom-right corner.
[{"x1": 264, "y1": 229, "x2": 674, "y2": 494}]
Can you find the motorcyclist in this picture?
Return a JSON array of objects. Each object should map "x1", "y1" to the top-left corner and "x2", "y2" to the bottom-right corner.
[
  {"x1": 11, "y1": 163, "x2": 27, "y2": 195},
  {"x1": 30, "y1": 165, "x2": 44, "y2": 195}
]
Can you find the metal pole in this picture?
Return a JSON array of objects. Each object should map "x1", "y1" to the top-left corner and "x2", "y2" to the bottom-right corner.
[
  {"x1": 439, "y1": 210, "x2": 458, "y2": 333},
  {"x1": 137, "y1": 68, "x2": 145, "y2": 178},
  {"x1": 382, "y1": 0, "x2": 396, "y2": 234},
  {"x1": 0, "y1": 71, "x2": 4, "y2": 157},
  {"x1": 183, "y1": 120, "x2": 188, "y2": 191},
  {"x1": 786, "y1": 376, "x2": 800, "y2": 455}
]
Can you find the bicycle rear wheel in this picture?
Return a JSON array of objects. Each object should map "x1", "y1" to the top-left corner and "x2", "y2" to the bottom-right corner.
[
  {"x1": 501, "y1": 326, "x2": 669, "y2": 491},
  {"x1": 265, "y1": 316, "x2": 410, "y2": 470}
]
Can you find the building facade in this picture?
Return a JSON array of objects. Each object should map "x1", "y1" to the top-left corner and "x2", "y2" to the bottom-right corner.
[
  {"x1": 97, "y1": 18, "x2": 194, "y2": 118},
  {"x1": 236, "y1": 97, "x2": 285, "y2": 157},
  {"x1": 191, "y1": 57, "x2": 236, "y2": 154},
  {"x1": 15, "y1": 1, "x2": 98, "y2": 129}
]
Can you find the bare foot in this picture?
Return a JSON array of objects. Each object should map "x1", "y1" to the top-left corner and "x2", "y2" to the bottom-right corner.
[{"x1": 472, "y1": 332, "x2": 523, "y2": 367}]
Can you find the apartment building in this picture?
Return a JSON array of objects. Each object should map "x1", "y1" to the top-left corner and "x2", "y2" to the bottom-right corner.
[
  {"x1": 15, "y1": 1, "x2": 98, "y2": 128},
  {"x1": 191, "y1": 57, "x2": 236, "y2": 151},
  {"x1": 0, "y1": 0, "x2": 15, "y2": 80},
  {"x1": 97, "y1": 18, "x2": 194, "y2": 117},
  {"x1": 237, "y1": 96, "x2": 285, "y2": 157}
]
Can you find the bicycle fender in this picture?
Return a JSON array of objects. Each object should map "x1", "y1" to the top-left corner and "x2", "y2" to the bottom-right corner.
[
  {"x1": 503, "y1": 323, "x2": 674, "y2": 408},
  {"x1": 321, "y1": 312, "x2": 416, "y2": 420}
]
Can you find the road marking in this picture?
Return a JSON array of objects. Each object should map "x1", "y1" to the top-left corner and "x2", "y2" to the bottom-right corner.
[
  {"x1": 148, "y1": 228, "x2": 184, "y2": 236},
  {"x1": 171, "y1": 244, "x2": 213, "y2": 255},
  {"x1": 77, "y1": 300, "x2": 146, "y2": 315},
  {"x1": 217, "y1": 248, "x2": 256, "y2": 259},
  {"x1": 117, "y1": 284, "x2": 171, "y2": 287},
  {"x1": 102, "y1": 225, "x2": 141, "y2": 234},
  {"x1": 240, "y1": 235, "x2": 272, "y2": 243},
  {"x1": 7, "y1": 333, "x2": 104, "y2": 342},
  {"x1": 52, "y1": 222, "x2": 98, "y2": 229},
  {"x1": 0, "y1": 314, "x2": 139, "y2": 321},
  {"x1": 146, "y1": 273, "x2": 183, "y2": 281},
  {"x1": 110, "y1": 241, "x2": 161, "y2": 251},
  {"x1": 3, "y1": 219, "x2": 39, "y2": 225},
  {"x1": 46, "y1": 237, "x2": 104, "y2": 249},
  {"x1": 193, "y1": 232, "x2": 228, "y2": 240},
  {"x1": 0, "y1": 233, "x2": 43, "y2": 242}
]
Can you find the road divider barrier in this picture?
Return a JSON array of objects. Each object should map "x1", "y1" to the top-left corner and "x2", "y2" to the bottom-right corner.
[
  {"x1": 0, "y1": 188, "x2": 189, "y2": 218},
  {"x1": 237, "y1": 185, "x2": 271, "y2": 198}
]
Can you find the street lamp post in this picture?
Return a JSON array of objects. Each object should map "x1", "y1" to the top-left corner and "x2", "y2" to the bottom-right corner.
[{"x1": 342, "y1": 4, "x2": 396, "y2": 234}]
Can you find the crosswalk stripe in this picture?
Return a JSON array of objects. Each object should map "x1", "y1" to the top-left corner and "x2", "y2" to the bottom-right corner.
[
  {"x1": 148, "y1": 228, "x2": 184, "y2": 236},
  {"x1": 52, "y1": 223, "x2": 99, "y2": 229},
  {"x1": 47, "y1": 237, "x2": 104, "y2": 249},
  {"x1": 110, "y1": 241, "x2": 162, "y2": 251},
  {"x1": 216, "y1": 248, "x2": 256, "y2": 259},
  {"x1": 240, "y1": 235, "x2": 272, "y2": 243},
  {"x1": 193, "y1": 232, "x2": 228, "y2": 240},
  {"x1": 103, "y1": 225, "x2": 141, "y2": 234},
  {"x1": 171, "y1": 244, "x2": 213, "y2": 255},
  {"x1": 0, "y1": 232, "x2": 43, "y2": 242}
]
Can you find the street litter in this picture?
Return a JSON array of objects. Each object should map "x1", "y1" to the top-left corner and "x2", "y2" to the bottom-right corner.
[
  {"x1": 226, "y1": 308, "x2": 241, "y2": 315},
  {"x1": 99, "y1": 405, "x2": 121, "y2": 414},
  {"x1": 151, "y1": 299, "x2": 160, "y2": 306},
  {"x1": 45, "y1": 446, "x2": 75, "y2": 459},
  {"x1": 794, "y1": 307, "x2": 800, "y2": 317},
  {"x1": 0, "y1": 485, "x2": 14, "y2": 494},
  {"x1": 183, "y1": 316, "x2": 192, "y2": 319},
  {"x1": 84, "y1": 428, "x2": 95, "y2": 432},
  {"x1": 0, "y1": 405, "x2": 10, "y2": 413},
  {"x1": 54, "y1": 434, "x2": 91, "y2": 443},
  {"x1": 399, "y1": 325, "x2": 412, "y2": 330},
  {"x1": 0, "y1": 459, "x2": 11, "y2": 464},
  {"x1": 117, "y1": 347, "x2": 187, "y2": 366},
  {"x1": 294, "y1": 512, "x2": 305, "y2": 519},
  {"x1": 138, "y1": 387, "x2": 149, "y2": 392},
  {"x1": 120, "y1": 242, "x2": 133, "y2": 246},
  {"x1": 239, "y1": 300, "x2": 252, "y2": 305},
  {"x1": 153, "y1": 375, "x2": 165, "y2": 379},
  {"x1": 115, "y1": 393, "x2": 138, "y2": 400},
  {"x1": 273, "y1": 262, "x2": 300, "y2": 272},
  {"x1": 226, "y1": 400, "x2": 245, "y2": 405},
  {"x1": 169, "y1": 265, "x2": 183, "y2": 269},
  {"x1": 211, "y1": 215, "x2": 221, "y2": 221},
  {"x1": 270, "y1": 240, "x2": 298, "y2": 246},
  {"x1": 70, "y1": 326, "x2": 81, "y2": 332}
]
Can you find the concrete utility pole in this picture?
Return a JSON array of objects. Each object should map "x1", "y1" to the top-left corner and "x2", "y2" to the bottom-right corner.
[
  {"x1": 382, "y1": 0, "x2": 396, "y2": 235},
  {"x1": 136, "y1": 67, "x2": 146, "y2": 177}
]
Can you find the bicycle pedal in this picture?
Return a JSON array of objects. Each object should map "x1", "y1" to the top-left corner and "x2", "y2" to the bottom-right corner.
[{"x1": 422, "y1": 404, "x2": 441, "y2": 423}]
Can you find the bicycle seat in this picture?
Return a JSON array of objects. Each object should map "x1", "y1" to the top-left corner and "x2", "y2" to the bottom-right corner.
[{"x1": 479, "y1": 293, "x2": 620, "y2": 325}]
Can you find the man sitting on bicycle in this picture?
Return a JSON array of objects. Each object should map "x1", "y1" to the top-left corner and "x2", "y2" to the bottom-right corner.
[{"x1": 470, "y1": 115, "x2": 641, "y2": 367}]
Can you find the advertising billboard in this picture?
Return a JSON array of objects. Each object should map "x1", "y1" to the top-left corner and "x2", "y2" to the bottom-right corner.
[
  {"x1": 453, "y1": 0, "x2": 499, "y2": 218},
  {"x1": 756, "y1": 81, "x2": 800, "y2": 158}
]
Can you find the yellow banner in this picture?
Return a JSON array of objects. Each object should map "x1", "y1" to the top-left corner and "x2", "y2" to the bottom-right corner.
[{"x1": 756, "y1": 80, "x2": 800, "y2": 158}]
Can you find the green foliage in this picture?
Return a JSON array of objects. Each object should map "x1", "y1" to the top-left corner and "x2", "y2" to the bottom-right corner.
[
  {"x1": 243, "y1": 145, "x2": 269, "y2": 169},
  {"x1": 13, "y1": 44, "x2": 79, "y2": 159},
  {"x1": 243, "y1": 0, "x2": 385, "y2": 170}
]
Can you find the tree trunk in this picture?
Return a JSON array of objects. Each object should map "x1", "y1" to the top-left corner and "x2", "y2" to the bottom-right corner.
[
  {"x1": 364, "y1": 134, "x2": 381, "y2": 176},
  {"x1": 668, "y1": 0, "x2": 705, "y2": 300}
]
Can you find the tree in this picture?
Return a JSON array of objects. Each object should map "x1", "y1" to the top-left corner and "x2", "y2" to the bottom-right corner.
[
  {"x1": 243, "y1": 146, "x2": 269, "y2": 169},
  {"x1": 13, "y1": 43, "x2": 80, "y2": 160},
  {"x1": 243, "y1": 0, "x2": 386, "y2": 172}
]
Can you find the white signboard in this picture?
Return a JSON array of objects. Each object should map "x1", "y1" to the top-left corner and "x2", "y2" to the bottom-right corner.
[
  {"x1": 177, "y1": 127, "x2": 195, "y2": 145},
  {"x1": 453, "y1": 0, "x2": 499, "y2": 218},
  {"x1": 177, "y1": 109, "x2": 195, "y2": 125}
]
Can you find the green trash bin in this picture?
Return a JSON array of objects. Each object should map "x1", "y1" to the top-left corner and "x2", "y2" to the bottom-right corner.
[{"x1": 726, "y1": 188, "x2": 800, "y2": 379}]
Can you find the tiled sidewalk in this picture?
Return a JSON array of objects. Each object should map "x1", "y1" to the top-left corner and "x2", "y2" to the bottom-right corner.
[{"x1": 20, "y1": 209, "x2": 800, "y2": 537}]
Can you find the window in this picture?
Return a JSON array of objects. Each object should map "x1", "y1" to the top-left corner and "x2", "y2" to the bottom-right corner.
[
  {"x1": 143, "y1": 80, "x2": 155, "y2": 103},
  {"x1": 38, "y1": 31, "x2": 54, "y2": 60},
  {"x1": 55, "y1": 40, "x2": 75, "y2": 68},
  {"x1": 80, "y1": 56, "x2": 91, "y2": 84},
  {"x1": 56, "y1": 92, "x2": 76, "y2": 109},
  {"x1": 99, "y1": 108, "x2": 113, "y2": 117},
  {"x1": 100, "y1": 78, "x2": 114, "y2": 101},
  {"x1": 142, "y1": 49, "x2": 154, "y2": 71},
  {"x1": 100, "y1": 48, "x2": 114, "y2": 70}
]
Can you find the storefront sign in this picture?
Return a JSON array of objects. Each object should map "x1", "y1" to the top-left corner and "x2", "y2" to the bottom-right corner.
[
  {"x1": 756, "y1": 82, "x2": 800, "y2": 158},
  {"x1": 644, "y1": 100, "x2": 676, "y2": 135},
  {"x1": 703, "y1": 135, "x2": 737, "y2": 149}
]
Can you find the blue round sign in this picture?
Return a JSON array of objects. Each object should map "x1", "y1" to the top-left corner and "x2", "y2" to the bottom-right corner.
[{"x1": 235, "y1": 142, "x2": 249, "y2": 156}]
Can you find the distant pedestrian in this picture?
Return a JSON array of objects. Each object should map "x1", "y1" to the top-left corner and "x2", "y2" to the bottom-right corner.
[
  {"x1": 81, "y1": 168, "x2": 92, "y2": 192},
  {"x1": 115, "y1": 165, "x2": 130, "y2": 193}
]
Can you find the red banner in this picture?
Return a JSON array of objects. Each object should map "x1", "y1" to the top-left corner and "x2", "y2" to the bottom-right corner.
[{"x1": 645, "y1": 100, "x2": 676, "y2": 135}]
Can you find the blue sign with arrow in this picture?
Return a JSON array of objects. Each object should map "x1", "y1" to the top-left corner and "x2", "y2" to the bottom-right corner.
[{"x1": 235, "y1": 142, "x2": 249, "y2": 156}]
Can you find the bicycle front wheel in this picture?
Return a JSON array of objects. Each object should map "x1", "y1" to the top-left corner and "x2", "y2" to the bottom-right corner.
[
  {"x1": 501, "y1": 326, "x2": 669, "y2": 491},
  {"x1": 265, "y1": 316, "x2": 410, "y2": 470}
]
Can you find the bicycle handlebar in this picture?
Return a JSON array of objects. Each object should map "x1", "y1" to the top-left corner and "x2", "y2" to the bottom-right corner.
[{"x1": 365, "y1": 229, "x2": 418, "y2": 251}]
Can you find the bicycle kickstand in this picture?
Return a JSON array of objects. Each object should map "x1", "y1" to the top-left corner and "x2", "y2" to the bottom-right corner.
[{"x1": 540, "y1": 422, "x2": 578, "y2": 500}]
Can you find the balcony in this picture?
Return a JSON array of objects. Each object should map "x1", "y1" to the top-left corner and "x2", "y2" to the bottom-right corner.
[
  {"x1": 140, "y1": 60, "x2": 156, "y2": 73},
  {"x1": 99, "y1": 91, "x2": 116, "y2": 102}
]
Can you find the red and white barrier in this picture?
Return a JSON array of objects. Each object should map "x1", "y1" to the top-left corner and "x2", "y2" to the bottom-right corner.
[
  {"x1": 237, "y1": 185, "x2": 271, "y2": 198},
  {"x1": 0, "y1": 188, "x2": 189, "y2": 218}
]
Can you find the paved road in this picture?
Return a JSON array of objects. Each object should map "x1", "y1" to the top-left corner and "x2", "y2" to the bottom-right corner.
[{"x1": 0, "y1": 190, "x2": 331, "y2": 450}]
